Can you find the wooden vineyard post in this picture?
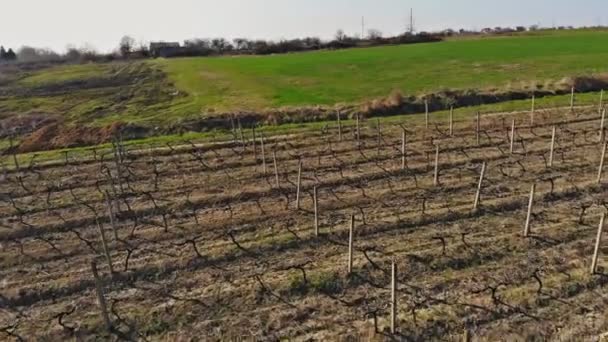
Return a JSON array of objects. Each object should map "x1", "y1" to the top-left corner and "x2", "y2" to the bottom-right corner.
[
  {"x1": 273, "y1": 151, "x2": 280, "y2": 188},
  {"x1": 524, "y1": 184, "x2": 536, "y2": 237},
  {"x1": 295, "y1": 160, "x2": 302, "y2": 210},
  {"x1": 591, "y1": 213, "x2": 606, "y2": 274},
  {"x1": 531, "y1": 95, "x2": 536, "y2": 126},
  {"x1": 449, "y1": 106, "x2": 454, "y2": 136},
  {"x1": 356, "y1": 114, "x2": 361, "y2": 146},
  {"x1": 401, "y1": 128, "x2": 406, "y2": 170},
  {"x1": 600, "y1": 109, "x2": 606, "y2": 143},
  {"x1": 510, "y1": 119, "x2": 516, "y2": 154},
  {"x1": 96, "y1": 219, "x2": 114, "y2": 274},
  {"x1": 600, "y1": 90, "x2": 604, "y2": 114},
  {"x1": 252, "y1": 127, "x2": 257, "y2": 163},
  {"x1": 549, "y1": 126, "x2": 556, "y2": 168},
  {"x1": 598, "y1": 142, "x2": 607, "y2": 184},
  {"x1": 104, "y1": 193, "x2": 119, "y2": 241},
  {"x1": 261, "y1": 134, "x2": 267, "y2": 174},
  {"x1": 237, "y1": 118, "x2": 244, "y2": 145},
  {"x1": 473, "y1": 162, "x2": 486, "y2": 211},
  {"x1": 376, "y1": 118, "x2": 382, "y2": 155},
  {"x1": 111, "y1": 141, "x2": 124, "y2": 195},
  {"x1": 425, "y1": 98, "x2": 429, "y2": 129},
  {"x1": 109, "y1": 143, "x2": 123, "y2": 212},
  {"x1": 570, "y1": 86, "x2": 575, "y2": 111},
  {"x1": 463, "y1": 329, "x2": 471, "y2": 342},
  {"x1": 230, "y1": 115, "x2": 236, "y2": 143},
  {"x1": 390, "y1": 259, "x2": 397, "y2": 334},
  {"x1": 476, "y1": 111, "x2": 481, "y2": 146},
  {"x1": 337, "y1": 111, "x2": 342, "y2": 142},
  {"x1": 433, "y1": 144, "x2": 440, "y2": 187},
  {"x1": 91, "y1": 261, "x2": 112, "y2": 331},
  {"x1": 313, "y1": 186, "x2": 319, "y2": 237},
  {"x1": 348, "y1": 215, "x2": 355, "y2": 274}
]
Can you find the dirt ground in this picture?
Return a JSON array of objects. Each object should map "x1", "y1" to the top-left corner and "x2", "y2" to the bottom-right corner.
[{"x1": 2, "y1": 105, "x2": 608, "y2": 341}]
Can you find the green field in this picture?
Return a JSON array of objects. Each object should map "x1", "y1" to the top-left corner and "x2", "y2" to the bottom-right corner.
[
  {"x1": 1, "y1": 29, "x2": 608, "y2": 153},
  {"x1": 159, "y1": 29, "x2": 608, "y2": 112}
]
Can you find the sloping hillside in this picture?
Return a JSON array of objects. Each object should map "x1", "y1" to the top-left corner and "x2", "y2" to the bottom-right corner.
[{"x1": 1, "y1": 29, "x2": 608, "y2": 152}]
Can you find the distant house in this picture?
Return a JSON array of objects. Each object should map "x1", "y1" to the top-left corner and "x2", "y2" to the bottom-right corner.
[{"x1": 149, "y1": 42, "x2": 181, "y2": 58}]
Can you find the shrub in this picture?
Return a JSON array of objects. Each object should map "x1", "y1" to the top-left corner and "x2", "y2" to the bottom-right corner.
[
  {"x1": 285, "y1": 271, "x2": 344, "y2": 297},
  {"x1": 309, "y1": 272, "x2": 343, "y2": 295},
  {"x1": 385, "y1": 89, "x2": 405, "y2": 107}
]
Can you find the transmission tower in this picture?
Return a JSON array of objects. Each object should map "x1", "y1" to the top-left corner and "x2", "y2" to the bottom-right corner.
[
  {"x1": 362, "y1": 16, "x2": 365, "y2": 38},
  {"x1": 407, "y1": 8, "x2": 416, "y2": 34}
]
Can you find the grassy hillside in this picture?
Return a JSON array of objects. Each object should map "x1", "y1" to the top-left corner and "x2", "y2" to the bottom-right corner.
[
  {"x1": 3, "y1": 29, "x2": 608, "y2": 127},
  {"x1": 1, "y1": 29, "x2": 608, "y2": 153},
  {"x1": 0, "y1": 62, "x2": 183, "y2": 126},
  {"x1": 159, "y1": 29, "x2": 608, "y2": 112}
]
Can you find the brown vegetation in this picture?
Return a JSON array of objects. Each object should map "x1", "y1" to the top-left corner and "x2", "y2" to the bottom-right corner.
[
  {"x1": 16, "y1": 121, "x2": 149, "y2": 153},
  {"x1": 2, "y1": 103, "x2": 608, "y2": 339}
]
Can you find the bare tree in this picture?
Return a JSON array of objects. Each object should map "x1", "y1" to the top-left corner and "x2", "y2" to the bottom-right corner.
[
  {"x1": 211, "y1": 38, "x2": 232, "y2": 53},
  {"x1": 184, "y1": 38, "x2": 211, "y2": 49},
  {"x1": 64, "y1": 45, "x2": 82, "y2": 61},
  {"x1": 233, "y1": 38, "x2": 249, "y2": 51},
  {"x1": 16, "y1": 46, "x2": 61, "y2": 62},
  {"x1": 367, "y1": 29, "x2": 383, "y2": 40},
  {"x1": 119, "y1": 35, "x2": 136, "y2": 57},
  {"x1": 335, "y1": 29, "x2": 347, "y2": 42}
]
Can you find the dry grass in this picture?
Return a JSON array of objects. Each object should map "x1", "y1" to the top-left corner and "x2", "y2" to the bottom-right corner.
[{"x1": 2, "y1": 105, "x2": 608, "y2": 340}]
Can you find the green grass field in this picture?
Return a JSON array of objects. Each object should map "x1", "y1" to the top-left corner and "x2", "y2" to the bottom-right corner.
[
  {"x1": 1, "y1": 29, "x2": 608, "y2": 154},
  {"x1": 4, "y1": 29, "x2": 608, "y2": 126},
  {"x1": 158, "y1": 29, "x2": 608, "y2": 112}
]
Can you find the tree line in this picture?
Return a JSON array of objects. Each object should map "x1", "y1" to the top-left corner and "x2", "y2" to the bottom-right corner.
[
  {"x1": 120, "y1": 24, "x2": 607, "y2": 59},
  {"x1": 0, "y1": 30, "x2": 442, "y2": 64},
  {"x1": 0, "y1": 46, "x2": 17, "y2": 62},
  {"x1": 116, "y1": 30, "x2": 442, "y2": 59},
  {"x1": 0, "y1": 45, "x2": 119, "y2": 64},
  {"x1": 1, "y1": 24, "x2": 604, "y2": 64}
]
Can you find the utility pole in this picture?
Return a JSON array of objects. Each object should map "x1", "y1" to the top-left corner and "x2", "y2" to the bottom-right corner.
[
  {"x1": 407, "y1": 8, "x2": 415, "y2": 34},
  {"x1": 361, "y1": 16, "x2": 365, "y2": 39}
]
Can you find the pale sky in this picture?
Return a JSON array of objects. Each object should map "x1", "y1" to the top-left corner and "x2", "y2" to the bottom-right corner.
[{"x1": 2, "y1": 0, "x2": 607, "y2": 53}]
